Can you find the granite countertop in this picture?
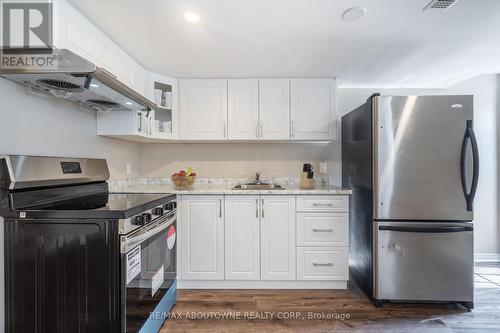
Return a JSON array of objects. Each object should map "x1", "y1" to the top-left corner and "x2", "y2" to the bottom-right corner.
[{"x1": 109, "y1": 183, "x2": 352, "y2": 195}]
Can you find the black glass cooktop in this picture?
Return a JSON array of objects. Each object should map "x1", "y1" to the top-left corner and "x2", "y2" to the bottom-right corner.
[
  {"x1": 45, "y1": 193, "x2": 170, "y2": 211},
  {"x1": 11, "y1": 189, "x2": 175, "y2": 220}
]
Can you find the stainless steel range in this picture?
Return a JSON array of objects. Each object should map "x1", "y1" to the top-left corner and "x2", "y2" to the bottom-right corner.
[{"x1": 0, "y1": 155, "x2": 177, "y2": 333}]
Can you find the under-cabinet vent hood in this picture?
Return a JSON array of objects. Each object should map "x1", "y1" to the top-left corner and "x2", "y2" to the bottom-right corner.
[
  {"x1": 423, "y1": 0, "x2": 458, "y2": 11},
  {"x1": 0, "y1": 49, "x2": 156, "y2": 112}
]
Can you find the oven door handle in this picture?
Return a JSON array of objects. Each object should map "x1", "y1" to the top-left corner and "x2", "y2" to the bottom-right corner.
[{"x1": 121, "y1": 214, "x2": 175, "y2": 253}]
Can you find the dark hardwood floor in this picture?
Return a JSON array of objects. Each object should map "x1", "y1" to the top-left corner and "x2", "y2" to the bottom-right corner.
[{"x1": 161, "y1": 263, "x2": 500, "y2": 332}]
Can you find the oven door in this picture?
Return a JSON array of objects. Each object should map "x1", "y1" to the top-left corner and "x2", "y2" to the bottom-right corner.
[{"x1": 120, "y1": 213, "x2": 177, "y2": 333}]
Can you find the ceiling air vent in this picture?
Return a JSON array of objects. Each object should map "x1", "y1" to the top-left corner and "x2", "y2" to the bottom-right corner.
[{"x1": 423, "y1": 0, "x2": 458, "y2": 11}]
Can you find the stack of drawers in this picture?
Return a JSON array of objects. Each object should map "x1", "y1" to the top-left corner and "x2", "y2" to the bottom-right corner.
[{"x1": 296, "y1": 195, "x2": 349, "y2": 281}]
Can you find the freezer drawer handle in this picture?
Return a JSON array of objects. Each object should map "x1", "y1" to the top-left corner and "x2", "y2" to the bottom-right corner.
[
  {"x1": 460, "y1": 119, "x2": 479, "y2": 212},
  {"x1": 378, "y1": 226, "x2": 473, "y2": 233},
  {"x1": 312, "y1": 203, "x2": 333, "y2": 207},
  {"x1": 313, "y1": 228, "x2": 333, "y2": 232},
  {"x1": 313, "y1": 262, "x2": 333, "y2": 267}
]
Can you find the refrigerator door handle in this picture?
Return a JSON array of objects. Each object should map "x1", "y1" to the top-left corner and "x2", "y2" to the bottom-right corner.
[
  {"x1": 460, "y1": 120, "x2": 479, "y2": 212},
  {"x1": 378, "y1": 225, "x2": 473, "y2": 233}
]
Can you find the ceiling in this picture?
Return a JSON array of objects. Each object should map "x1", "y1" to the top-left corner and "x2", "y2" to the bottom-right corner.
[{"x1": 68, "y1": 0, "x2": 500, "y2": 88}]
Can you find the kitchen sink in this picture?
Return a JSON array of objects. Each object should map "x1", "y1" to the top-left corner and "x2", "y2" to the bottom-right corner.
[{"x1": 232, "y1": 183, "x2": 285, "y2": 190}]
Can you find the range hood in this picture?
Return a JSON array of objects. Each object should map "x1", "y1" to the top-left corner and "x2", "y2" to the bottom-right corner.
[{"x1": 0, "y1": 49, "x2": 156, "y2": 112}]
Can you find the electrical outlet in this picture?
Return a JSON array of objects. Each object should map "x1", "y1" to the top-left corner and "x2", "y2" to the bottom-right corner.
[
  {"x1": 320, "y1": 162, "x2": 328, "y2": 174},
  {"x1": 126, "y1": 162, "x2": 133, "y2": 175}
]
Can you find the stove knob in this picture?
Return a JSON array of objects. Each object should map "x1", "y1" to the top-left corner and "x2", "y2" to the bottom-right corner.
[
  {"x1": 172, "y1": 201, "x2": 177, "y2": 209},
  {"x1": 153, "y1": 207, "x2": 164, "y2": 216},
  {"x1": 164, "y1": 202, "x2": 174, "y2": 211},
  {"x1": 133, "y1": 215, "x2": 145, "y2": 226},
  {"x1": 143, "y1": 213, "x2": 152, "y2": 224}
]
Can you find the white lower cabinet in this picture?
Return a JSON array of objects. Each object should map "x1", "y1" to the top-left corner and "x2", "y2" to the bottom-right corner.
[
  {"x1": 297, "y1": 247, "x2": 348, "y2": 281},
  {"x1": 261, "y1": 196, "x2": 296, "y2": 280},
  {"x1": 297, "y1": 213, "x2": 348, "y2": 247},
  {"x1": 296, "y1": 196, "x2": 349, "y2": 282},
  {"x1": 178, "y1": 194, "x2": 349, "y2": 288},
  {"x1": 179, "y1": 195, "x2": 225, "y2": 280},
  {"x1": 225, "y1": 196, "x2": 260, "y2": 280}
]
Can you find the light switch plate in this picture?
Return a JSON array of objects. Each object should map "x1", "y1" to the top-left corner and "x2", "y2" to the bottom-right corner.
[{"x1": 126, "y1": 162, "x2": 133, "y2": 175}]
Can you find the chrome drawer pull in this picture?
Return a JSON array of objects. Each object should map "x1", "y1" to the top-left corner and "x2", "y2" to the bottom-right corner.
[
  {"x1": 312, "y1": 203, "x2": 334, "y2": 207},
  {"x1": 313, "y1": 228, "x2": 333, "y2": 232},
  {"x1": 313, "y1": 262, "x2": 333, "y2": 267}
]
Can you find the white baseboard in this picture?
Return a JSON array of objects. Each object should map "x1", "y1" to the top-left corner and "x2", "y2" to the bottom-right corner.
[
  {"x1": 178, "y1": 280, "x2": 348, "y2": 289},
  {"x1": 475, "y1": 253, "x2": 500, "y2": 263}
]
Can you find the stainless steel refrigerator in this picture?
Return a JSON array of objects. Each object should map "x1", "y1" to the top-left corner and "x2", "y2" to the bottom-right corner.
[{"x1": 342, "y1": 94, "x2": 478, "y2": 309}]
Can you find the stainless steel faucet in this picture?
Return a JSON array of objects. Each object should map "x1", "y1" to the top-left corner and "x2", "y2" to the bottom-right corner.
[{"x1": 255, "y1": 172, "x2": 261, "y2": 184}]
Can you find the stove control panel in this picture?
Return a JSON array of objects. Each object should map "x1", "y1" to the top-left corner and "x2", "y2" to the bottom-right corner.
[
  {"x1": 153, "y1": 207, "x2": 164, "y2": 216},
  {"x1": 119, "y1": 199, "x2": 176, "y2": 235}
]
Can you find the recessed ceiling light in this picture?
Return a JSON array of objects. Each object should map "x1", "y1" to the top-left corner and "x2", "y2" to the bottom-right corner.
[
  {"x1": 125, "y1": 102, "x2": 133, "y2": 106},
  {"x1": 184, "y1": 12, "x2": 200, "y2": 23},
  {"x1": 90, "y1": 83, "x2": 99, "y2": 88},
  {"x1": 342, "y1": 7, "x2": 367, "y2": 21}
]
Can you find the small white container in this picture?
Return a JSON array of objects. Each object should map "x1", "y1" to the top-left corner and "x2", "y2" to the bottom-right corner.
[
  {"x1": 163, "y1": 92, "x2": 172, "y2": 109},
  {"x1": 154, "y1": 89, "x2": 163, "y2": 106},
  {"x1": 163, "y1": 121, "x2": 172, "y2": 134}
]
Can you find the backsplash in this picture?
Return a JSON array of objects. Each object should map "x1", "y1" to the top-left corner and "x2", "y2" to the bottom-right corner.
[{"x1": 108, "y1": 176, "x2": 329, "y2": 191}]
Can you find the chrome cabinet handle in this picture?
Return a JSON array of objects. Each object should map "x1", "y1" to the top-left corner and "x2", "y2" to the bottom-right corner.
[
  {"x1": 260, "y1": 122, "x2": 263, "y2": 138},
  {"x1": 313, "y1": 262, "x2": 333, "y2": 267},
  {"x1": 312, "y1": 203, "x2": 333, "y2": 207},
  {"x1": 256, "y1": 198, "x2": 259, "y2": 218},
  {"x1": 261, "y1": 199, "x2": 264, "y2": 218},
  {"x1": 137, "y1": 112, "x2": 142, "y2": 132},
  {"x1": 291, "y1": 120, "x2": 295, "y2": 138},
  {"x1": 313, "y1": 228, "x2": 333, "y2": 232},
  {"x1": 255, "y1": 121, "x2": 259, "y2": 138},
  {"x1": 223, "y1": 122, "x2": 227, "y2": 138},
  {"x1": 219, "y1": 199, "x2": 222, "y2": 218}
]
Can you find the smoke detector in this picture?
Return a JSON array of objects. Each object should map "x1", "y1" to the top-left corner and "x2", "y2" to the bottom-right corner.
[{"x1": 423, "y1": 0, "x2": 458, "y2": 11}]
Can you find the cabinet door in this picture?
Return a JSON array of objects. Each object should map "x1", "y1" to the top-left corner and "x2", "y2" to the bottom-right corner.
[
  {"x1": 179, "y1": 196, "x2": 224, "y2": 280},
  {"x1": 259, "y1": 79, "x2": 290, "y2": 140},
  {"x1": 261, "y1": 196, "x2": 296, "y2": 280},
  {"x1": 290, "y1": 79, "x2": 337, "y2": 140},
  {"x1": 225, "y1": 196, "x2": 260, "y2": 280},
  {"x1": 228, "y1": 80, "x2": 259, "y2": 140},
  {"x1": 180, "y1": 80, "x2": 228, "y2": 140},
  {"x1": 55, "y1": 0, "x2": 142, "y2": 93}
]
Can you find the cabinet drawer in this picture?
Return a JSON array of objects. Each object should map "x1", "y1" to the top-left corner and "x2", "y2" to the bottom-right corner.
[
  {"x1": 297, "y1": 247, "x2": 348, "y2": 281},
  {"x1": 296, "y1": 195, "x2": 348, "y2": 212},
  {"x1": 297, "y1": 213, "x2": 348, "y2": 246}
]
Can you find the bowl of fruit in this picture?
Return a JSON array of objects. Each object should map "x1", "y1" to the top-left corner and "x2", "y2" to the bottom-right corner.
[{"x1": 171, "y1": 167, "x2": 197, "y2": 189}]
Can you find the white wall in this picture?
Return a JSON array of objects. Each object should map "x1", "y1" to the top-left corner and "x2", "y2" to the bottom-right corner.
[
  {"x1": 0, "y1": 79, "x2": 142, "y2": 180},
  {"x1": 332, "y1": 74, "x2": 500, "y2": 256}
]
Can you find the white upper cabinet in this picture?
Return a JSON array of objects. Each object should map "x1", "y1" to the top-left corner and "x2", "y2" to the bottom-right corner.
[
  {"x1": 290, "y1": 79, "x2": 337, "y2": 141},
  {"x1": 228, "y1": 80, "x2": 259, "y2": 140},
  {"x1": 259, "y1": 79, "x2": 290, "y2": 140},
  {"x1": 224, "y1": 196, "x2": 261, "y2": 280},
  {"x1": 180, "y1": 79, "x2": 228, "y2": 140},
  {"x1": 53, "y1": 0, "x2": 146, "y2": 96},
  {"x1": 227, "y1": 79, "x2": 290, "y2": 141}
]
